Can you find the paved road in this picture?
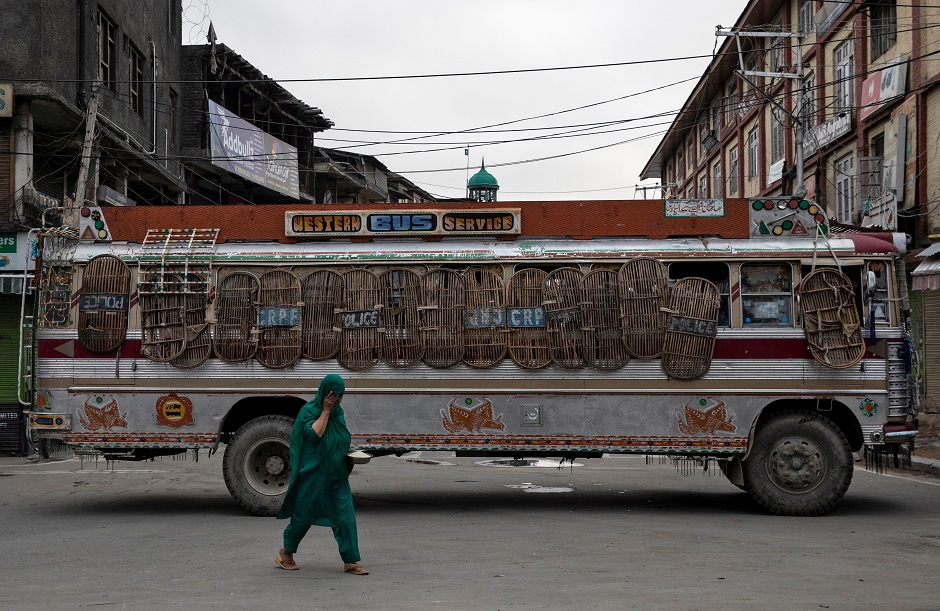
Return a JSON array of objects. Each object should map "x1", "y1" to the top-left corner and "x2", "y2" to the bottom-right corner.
[{"x1": 1, "y1": 452, "x2": 939, "y2": 610}]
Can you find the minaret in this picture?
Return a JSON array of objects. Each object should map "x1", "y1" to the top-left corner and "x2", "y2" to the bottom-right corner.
[{"x1": 467, "y1": 159, "x2": 499, "y2": 202}]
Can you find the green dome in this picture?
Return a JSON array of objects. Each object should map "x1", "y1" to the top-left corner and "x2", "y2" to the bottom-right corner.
[{"x1": 468, "y1": 161, "x2": 499, "y2": 189}]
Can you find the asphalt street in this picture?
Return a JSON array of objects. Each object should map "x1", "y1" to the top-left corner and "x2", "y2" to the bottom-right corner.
[{"x1": 1, "y1": 451, "x2": 939, "y2": 610}]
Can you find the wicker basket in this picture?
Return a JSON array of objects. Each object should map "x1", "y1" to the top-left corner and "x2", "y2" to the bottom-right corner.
[
  {"x1": 170, "y1": 269, "x2": 212, "y2": 369},
  {"x1": 139, "y1": 271, "x2": 187, "y2": 362},
  {"x1": 301, "y1": 269, "x2": 343, "y2": 361},
  {"x1": 78, "y1": 255, "x2": 130, "y2": 353},
  {"x1": 661, "y1": 276, "x2": 720, "y2": 379},
  {"x1": 543, "y1": 267, "x2": 585, "y2": 369},
  {"x1": 581, "y1": 269, "x2": 629, "y2": 370},
  {"x1": 798, "y1": 268, "x2": 865, "y2": 369},
  {"x1": 379, "y1": 268, "x2": 424, "y2": 368},
  {"x1": 618, "y1": 257, "x2": 669, "y2": 358},
  {"x1": 339, "y1": 269, "x2": 379, "y2": 371},
  {"x1": 421, "y1": 269, "x2": 465, "y2": 368},
  {"x1": 507, "y1": 268, "x2": 551, "y2": 369},
  {"x1": 462, "y1": 266, "x2": 507, "y2": 368},
  {"x1": 256, "y1": 270, "x2": 302, "y2": 369},
  {"x1": 213, "y1": 271, "x2": 258, "y2": 363}
]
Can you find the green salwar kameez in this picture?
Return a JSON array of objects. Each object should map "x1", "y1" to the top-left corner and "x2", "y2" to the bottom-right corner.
[{"x1": 277, "y1": 374, "x2": 361, "y2": 563}]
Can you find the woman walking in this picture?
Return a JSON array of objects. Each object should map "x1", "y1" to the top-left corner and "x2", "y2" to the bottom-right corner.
[{"x1": 274, "y1": 374, "x2": 368, "y2": 575}]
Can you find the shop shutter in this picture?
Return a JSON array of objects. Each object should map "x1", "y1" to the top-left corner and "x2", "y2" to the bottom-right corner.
[
  {"x1": 923, "y1": 291, "x2": 940, "y2": 412},
  {"x1": 0, "y1": 294, "x2": 22, "y2": 402},
  {"x1": 0, "y1": 118, "x2": 12, "y2": 225}
]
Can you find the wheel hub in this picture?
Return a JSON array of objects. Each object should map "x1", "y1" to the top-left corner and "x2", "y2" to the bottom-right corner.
[
  {"x1": 766, "y1": 436, "x2": 826, "y2": 492},
  {"x1": 243, "y1": 437, "x2": 291, "y2": 496},
  {"x1": 265, "y1": 455, "x2": 286, "y2": 475}
]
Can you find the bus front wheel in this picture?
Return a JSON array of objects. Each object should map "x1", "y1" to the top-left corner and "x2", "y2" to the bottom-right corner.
[
  {"x1": 742, "y1": 409, "x2": 852, "y2": 516},
  {"x1": 222, "y1": 415, "x2": 294, "y2": 516}
]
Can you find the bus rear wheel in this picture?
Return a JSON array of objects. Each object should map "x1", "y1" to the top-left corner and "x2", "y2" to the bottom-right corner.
[
  {"x1": 223, "y1": 415, "x2": 294, "y2": 516},
  {"x1": 742, "y1": 409, "x2": 852, "y2": 516}
]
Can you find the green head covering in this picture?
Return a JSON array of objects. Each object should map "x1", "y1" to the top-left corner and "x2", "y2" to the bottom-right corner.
[{"x1": 289, "y1": 374, "x2": 351, "y2": 481}]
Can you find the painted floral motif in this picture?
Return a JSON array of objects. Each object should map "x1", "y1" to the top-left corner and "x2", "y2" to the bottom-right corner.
[{"x1": 859, "y1": 398, "x2": 879, "y2": 417}]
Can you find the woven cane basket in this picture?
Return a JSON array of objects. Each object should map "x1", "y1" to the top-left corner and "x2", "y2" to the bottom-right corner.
[
  {"x1": 543, "y1": 267, "x2": 585, "y2": 369},
  {"x1": 798, "y1": 268, "x2": 865, "y2": 369},
  {"x1": 661, "y1": 276, "x2": 720, "y2": 379},
  {"x1": 580, "y1": 269, "x2": 629, "y2": 370},
  {"x1": 78, "y1": 254, "x2": 130, "y2": 353},
  {"x1": 618, "y1": 257, "x2": 669, "y2": 358},
  {"x1": 462, "y1": 266, "x2": 506, "y2": 368},
  {"x1": 421, "y1": 269, "x2": 465, "y2": 368},
  {"x1": 507, "y1": 268, "x2": 551, "y2": 369},
  {"x1": 256, "y1": 269, "x2": 302, "y2": 369}
]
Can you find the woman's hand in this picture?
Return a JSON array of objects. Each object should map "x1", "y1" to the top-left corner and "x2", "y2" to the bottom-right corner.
[{"x1": 323, "y1": 391, "x2": 338, "y2": 414}]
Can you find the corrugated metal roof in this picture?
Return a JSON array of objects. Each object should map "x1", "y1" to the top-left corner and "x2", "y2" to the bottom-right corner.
[
  {"x1": 912, "y1": 257, "x2": 940, "y2": 276},
  {"x1": 916, "y1": 242, "x2": 940, "y2": 258}
]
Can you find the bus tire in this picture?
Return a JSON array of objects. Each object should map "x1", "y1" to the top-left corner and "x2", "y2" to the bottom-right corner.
[
  {"x1": 742, "y1": 409, "x2": 852, "y2": 516},
  {"x1": 222, "y1": 415, "x2": 294, "y2": 517}
]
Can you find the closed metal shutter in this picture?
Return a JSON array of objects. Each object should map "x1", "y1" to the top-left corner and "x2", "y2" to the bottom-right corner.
[
  {"x1": 0, "y1": 295, "x2": 22, "y2": 403},
  {"x1": 0, "y1": 118, "x2": 11, "y2": 225},
  {"x1": 924, "y1": 291, "x2": 940, "y2": 412}
]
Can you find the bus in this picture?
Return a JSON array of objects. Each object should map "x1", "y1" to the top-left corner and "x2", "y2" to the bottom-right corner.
[{"x1": 25, "y1": 198, "x2": 918, "y2": 517}]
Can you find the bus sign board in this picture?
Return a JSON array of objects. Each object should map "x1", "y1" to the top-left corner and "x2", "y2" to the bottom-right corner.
[{"x1": 285, "y1": 209, "x2": 521, "y2": 238}]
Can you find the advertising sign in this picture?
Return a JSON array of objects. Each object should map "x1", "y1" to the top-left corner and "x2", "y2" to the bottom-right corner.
[
  {"x1": 882, "y1": 114, "x2": 907, "y2": 202},
  {"x1": 208, "y1": 100, "x2": 299, "y2": 198},
  {"x1": 0, "y1": 83, "x2": 11, "y2": 118},
  {"x1": 859, "y1": 55, "x2": 908, "y2": 121},
  {"x1": 802, "y1": 113, "x2": 851, "y2": 156}
]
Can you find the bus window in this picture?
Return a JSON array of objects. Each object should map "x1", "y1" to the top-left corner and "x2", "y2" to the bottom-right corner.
[
  {"x1": 866, "y1": 261, "x2": 891, "y2": 324},
  {"x1": 668, "y1": 261, "x2": 731, "y2": 326},
  {"x1": 741, "y1": 263, "x2": 793, "y2": 326}
]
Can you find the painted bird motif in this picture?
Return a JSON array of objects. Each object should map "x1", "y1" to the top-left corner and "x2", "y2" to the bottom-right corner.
[
  {"x1": 678, "y1": 400, "x2": 736, "y2": 435},
  {"x1": 441, "y1": 399, "x2": 505, "y2": 433},
  {"x1": 79, "y1": 397, "x2": 129, "y2": 431}
]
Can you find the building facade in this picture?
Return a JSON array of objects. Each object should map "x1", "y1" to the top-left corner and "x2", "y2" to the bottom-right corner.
[
  {"x1": 641, "y1": 0, "x2": 940, "y2": 411},
  {"x1": 0, "y1": 1, "x2": 187, "y2": 450}
]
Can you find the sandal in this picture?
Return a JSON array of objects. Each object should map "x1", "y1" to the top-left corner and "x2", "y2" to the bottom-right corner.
[
  {"x1": 274, "y1": 548, "x2": 299, "y2": 570},
  {"x1": 344, "y1": 563, "x2": 369, "y2": 575}
]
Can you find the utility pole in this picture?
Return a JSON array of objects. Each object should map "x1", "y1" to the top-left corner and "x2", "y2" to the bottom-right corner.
[
  {"x1": 716, "y1": 27, "x2": 806, "y2": 199},
  {"x1": 70, "y1": 82, "x2": 100, "y2": 227}
]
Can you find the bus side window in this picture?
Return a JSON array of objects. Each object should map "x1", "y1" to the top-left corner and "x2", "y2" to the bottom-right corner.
[
  {"x1": 865, "y1": 261, "x2": 891, "y2": 324},
  {"x1": 668, "y1": 261, "x2": 730, "y2": 326},
  {"x1": 741, "y1": 263, "x2": 793, "y2": 326}
]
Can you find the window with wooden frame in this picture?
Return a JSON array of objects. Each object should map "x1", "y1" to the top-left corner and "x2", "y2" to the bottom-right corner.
[
  {"x1": 834, "y1": 39, "x2": 854, "y2": 113},
  {"x1": 729, "y1": 147, "x2": 739, "y2": 195},
  {"x1": 870, "y1": 0, "x2": 897, "y2": 59},
  {"x1": 97, "y1": 11, "x2": 117, "y2": 91},
  {"x1": 129, "y1": 44, "x2": 144, "y2": 116},
  {"x1": 748, "y1": 126, "x2": 759, "y2": 180}
]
